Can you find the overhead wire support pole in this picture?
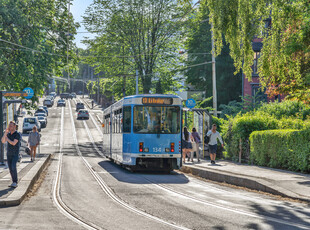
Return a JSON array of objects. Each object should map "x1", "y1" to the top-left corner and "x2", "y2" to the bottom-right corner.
[
  {"x1": 67, "y1": 0, "x2": 70, "y2": 92},
  {"x1": 211, "y1": 23, "x2": 217, "y2": 117},
  {"x1": 136, "y1": 70, "x2": 139, "y2": 95}
]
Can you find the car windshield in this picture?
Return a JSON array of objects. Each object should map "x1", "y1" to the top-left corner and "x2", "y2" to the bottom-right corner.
[
  {"x1": 133, "y1": 106, "x2": 180, "y2": 134},
  {"x1": 59, "y1": 100, "x2": 64, "y2": 102},
  {"x1": 25, "y1": 118, "x2": 36, "y2": 123}
]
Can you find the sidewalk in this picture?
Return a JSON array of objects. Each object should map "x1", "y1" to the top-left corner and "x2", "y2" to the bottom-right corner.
[
  {"x1": 0, "y1": 114, "x2": 51, "y2": 207},
  {"x1": 0, "y1": 153, "x2": 51, "y2": 206},
  {"x1": 181, "y1": 159, "x2": 310, "y2": 203}
]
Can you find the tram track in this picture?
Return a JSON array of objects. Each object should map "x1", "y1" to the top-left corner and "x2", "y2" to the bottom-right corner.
[
  {"x1": 52, "y1": 107, "x2": 101, "y2": 230},
  {"x1": 68, "y1": 100, "x2": 191, "y2": 230},
  {"x1": 79, "y1": 97, "x2": 310, "y2": 230}
]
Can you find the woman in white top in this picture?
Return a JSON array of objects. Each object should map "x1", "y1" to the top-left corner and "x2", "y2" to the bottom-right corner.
[{"x1": 206, "y1": 124, "x2": 223, "y2": 164}]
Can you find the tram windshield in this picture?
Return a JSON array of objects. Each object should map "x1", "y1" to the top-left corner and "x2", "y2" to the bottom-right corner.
[{"x1": 133, "y1": 106, "x2": 180, "y2": 134}]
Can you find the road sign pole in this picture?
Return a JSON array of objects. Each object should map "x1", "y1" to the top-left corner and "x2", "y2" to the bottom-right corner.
[{"x1": 0, "y1": 91, "x2": 4, "y2": 165}]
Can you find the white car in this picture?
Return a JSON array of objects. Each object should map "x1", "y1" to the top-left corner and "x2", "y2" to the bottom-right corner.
[{"x1": 22, "y1": 117, "x2": 41, "y2": 134}]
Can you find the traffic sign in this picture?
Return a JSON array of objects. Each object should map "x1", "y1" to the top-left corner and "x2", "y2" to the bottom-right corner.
[
  {"x1": 23, "y1": 87, "x2": 34, "y2": 99},
  {"x1": 185, "y1": 98, "x2": 196, "y2": 109}
]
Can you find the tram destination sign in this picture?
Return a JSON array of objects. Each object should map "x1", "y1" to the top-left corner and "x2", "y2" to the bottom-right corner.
[{"x1": 142, "y1": 97, "x2": 173, "y2": 105}]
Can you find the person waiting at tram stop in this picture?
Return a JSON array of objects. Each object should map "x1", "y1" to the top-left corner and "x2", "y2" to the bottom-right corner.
[
  {"x1": 206, "y1": 124, "x2": 223, "y2": 164},
  {"x1": 28, "y1": 126, "x2": 40, "y2": 162},
  {"x1": 1, "y1": 121, "x2": 21, "y2": 188},
  {"x1": 182, "y1": 127, "x2": 192, "y2": 163},
  {"x1": 190, "y1": 127, "x2": 201, "y2": 162}
]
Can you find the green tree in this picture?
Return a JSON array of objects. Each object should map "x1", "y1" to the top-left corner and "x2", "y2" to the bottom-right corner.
[
  {"x1": 0, "y1": 0, "x2": 78, "y2": 100},
  {"x1": 183, "y1": 0, "x2": 242, "y2": 107},
  {"x1": 203, "y1": 0, "x2": 310, "y2": 102},
  {"x1": 83, "y1": 0, "x2": 187, "y2": 95}
]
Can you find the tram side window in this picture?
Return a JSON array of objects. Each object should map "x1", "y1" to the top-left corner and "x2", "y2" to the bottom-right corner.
[{"x1": 123, "y1": 106, "x2": 131, "y2": 133}]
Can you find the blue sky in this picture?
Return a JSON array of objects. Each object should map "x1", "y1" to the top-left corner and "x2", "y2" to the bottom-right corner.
[{"x1": 71, "y1": 0, "x2": 95, "y2": 49}]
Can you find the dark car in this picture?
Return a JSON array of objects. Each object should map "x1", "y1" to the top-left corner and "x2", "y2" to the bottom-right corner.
[
  {"x1": 76, "y1": 102, "x2": 84, "y2": 112},
  {"x1": 60, "y1": 93, "x2": 72, "y2": 99},
  {"x1": 57, "y1": 99, "x2": 66, "y2": 107},
  {"x1": 70, "y1": 93, "x2": 77, "y2": 98}
]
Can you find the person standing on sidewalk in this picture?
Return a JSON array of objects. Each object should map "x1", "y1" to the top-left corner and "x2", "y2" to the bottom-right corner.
[
  {"x1": 1, "y1": 121, "x2": 21, "y2": 188},
  {"x1": 207, "y1": 124, "x2": 223, "y2": 164},
  {"x1": 190, "y1": 127, "x2": 201, "y2": 162},
  {"x1": 28, "y1": 126, "x2": 40, "y2": 162},
  {"x1": 92, "y1": 100, "x2": 94, "y2": 109},
  {"x1": 182, "y1": 127, "x2": 192, "y2": 163}
]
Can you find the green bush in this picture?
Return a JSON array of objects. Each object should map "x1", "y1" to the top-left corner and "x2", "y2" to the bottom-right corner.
[
  {"x1": 249, "y1": 129, "x2": 310, "y2": 172},
  {"x1": 256, "y1": 100, "x2": 310, "y2": 120},
  {"x1": 221, "y1": 113, "x2": 278, "y2": 160}
]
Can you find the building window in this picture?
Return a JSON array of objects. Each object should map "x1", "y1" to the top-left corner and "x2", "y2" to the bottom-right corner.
[
  {"x1": 252, "y1": 85, "x2": 267, "y2": 106},
  {"x1": 253, "y1": 52, "x2": 261, "y2": 74}
]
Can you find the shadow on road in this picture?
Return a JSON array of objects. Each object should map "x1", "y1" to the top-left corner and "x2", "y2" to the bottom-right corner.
[{"x1": 97, "y1": 160, "x2": 190, "y2": 185}]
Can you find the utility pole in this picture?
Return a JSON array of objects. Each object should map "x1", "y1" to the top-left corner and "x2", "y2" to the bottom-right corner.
[
  {"x1": 122, "y1": 46, "x2": 126, "y2": 97},
  {"x1": 67, "y1": 0, "x2": 70, "y2": 92},
  {"x1": 136, "y1": 70, "x2": 139, "y2": 95},
  {"x1": 211, "y1": 23, "x2": 217, "y2": 116},
  {"x1": 0, "y1": 92, "x2": 3, "y2": 165}
]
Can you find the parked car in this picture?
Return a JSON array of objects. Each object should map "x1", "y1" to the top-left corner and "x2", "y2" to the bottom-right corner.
[
  {"x1": 70, "y1": 93, "x2": 77, "y2": 98},
  {"x1": 43, "y1": 99, "x2": 53, "y2": 107},
  {"x1": 37, "y1": 116, "x2": 47, "y2": 128},
  {"x1": 77, "y1": 109, "x2": 89, "y2": 120},
  {"x1": 57, "y1": 99, "x2": 66, "y2": 107},
  {"x1": 77, "y1": 91, "x2": 83, "y2": 95},
  {"x1": 76, "y1": 102, "x2": 85, "y2": 112},
  {"x1": 39, "y1": 106, "x2": 48, "y2": 116},
  {"x1": 22, "y1": 117, "x2": 41, "y2": 134}
]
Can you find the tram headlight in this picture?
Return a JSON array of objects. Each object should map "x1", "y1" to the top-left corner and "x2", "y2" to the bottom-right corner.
[
  {"x1": 165, "y1": 148, "x2": 170, "y2": 152},
  {"x1": 144, "y1": 148, "x2": 149, "y2": 152}
]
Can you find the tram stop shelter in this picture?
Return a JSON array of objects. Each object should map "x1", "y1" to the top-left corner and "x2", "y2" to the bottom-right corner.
[{"x1": 182, "y1": 108, "x2": 213, "y2": 158}]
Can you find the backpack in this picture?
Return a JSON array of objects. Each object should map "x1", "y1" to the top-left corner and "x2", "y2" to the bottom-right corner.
[{"x1": 204, "y1": 133, "x2": 212, "y2": 144}]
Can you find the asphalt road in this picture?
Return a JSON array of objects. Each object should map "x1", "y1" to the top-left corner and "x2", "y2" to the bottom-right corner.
[{"x1": 1, "y1": 97, "x2": 310, "y2": 230}]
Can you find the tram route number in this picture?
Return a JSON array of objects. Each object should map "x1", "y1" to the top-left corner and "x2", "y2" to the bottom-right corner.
[{"x1": 153, "y1": 147, "x2": 162, "y2": 153}]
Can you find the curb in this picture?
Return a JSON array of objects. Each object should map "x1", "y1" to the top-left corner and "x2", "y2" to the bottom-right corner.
[
  {"x1": 0, "y1": 154, "x2": 52, "y2": 207},
  {"x1": 180, "y1": 165, "x2": 310, "y2": 203}
]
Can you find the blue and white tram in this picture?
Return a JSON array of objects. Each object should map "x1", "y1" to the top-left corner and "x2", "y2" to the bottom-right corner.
[{"x1": 102, "y1": 94, "x2": 182, "y2": 171}]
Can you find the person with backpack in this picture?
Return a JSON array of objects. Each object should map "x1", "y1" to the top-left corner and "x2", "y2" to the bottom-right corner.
[
  {"x1": 190, "y1": 127, "x2": 201, "y2": 162},
  {"x1": 206, "y1": 124, "x2": 223, "y2": 164},
  {"x1": 28, "y1": 126, "x2": 40, "y2": 162},
  {"x1": 182, "y1": 127, "x2": 192, "y2": 163}
]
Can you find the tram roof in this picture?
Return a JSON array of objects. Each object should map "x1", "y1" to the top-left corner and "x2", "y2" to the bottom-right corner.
[
  {"x1": 103, "y1": 94, "x2": 182, "y2": 114},
  {"x1": 123, "y1": 94, "x2": 181, "y2": 99}
]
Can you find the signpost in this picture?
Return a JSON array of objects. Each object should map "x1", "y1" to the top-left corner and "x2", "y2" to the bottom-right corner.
[
  {"x1": 0, "y1": 90, "x2": 31, "y2": 165},
  {"x1": 185, "y1": 98, "x2": 196, "y2": 109}
]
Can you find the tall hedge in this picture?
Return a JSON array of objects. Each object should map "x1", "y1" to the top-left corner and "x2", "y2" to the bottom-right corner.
[
  {"x1": 221, "y1": 113, "x2": 278, "y2": 161},
  {"x1": 249, "y1": 129, "x2": 310, "y2": 172}
]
